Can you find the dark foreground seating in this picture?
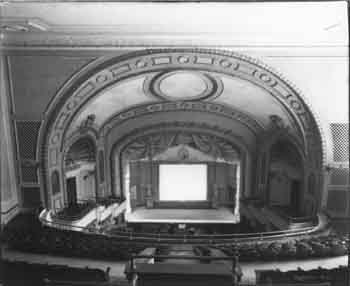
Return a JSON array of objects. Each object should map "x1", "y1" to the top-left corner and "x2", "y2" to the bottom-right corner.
[
  {"x1": 0, "y1": 259, "x2": 109, "y2": 286},
  {"x1": 2, "y1": 213, "x2": 347, "y2": 262},
  {"x1": 130, "y1": 263, "x2": 233, "y2": 286},
  {"x1": 216, "y1": 234, "x2": 347, "y2": 262},
  {"x1": 256, "y1": 266, "x2": 347, "y2": 286}
]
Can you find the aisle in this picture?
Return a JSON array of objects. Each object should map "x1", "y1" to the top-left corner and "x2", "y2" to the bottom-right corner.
[{"x1": 163, "y1": 244, "x2": 199, "y2": 264}]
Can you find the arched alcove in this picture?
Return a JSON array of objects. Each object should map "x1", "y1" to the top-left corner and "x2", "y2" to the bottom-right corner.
[
  {"x1": 64, "y1": 136, "x2": 97, "y2": 207},
  {"x1": 267, "y1": 139, "x2": 304, "y2": 216}
]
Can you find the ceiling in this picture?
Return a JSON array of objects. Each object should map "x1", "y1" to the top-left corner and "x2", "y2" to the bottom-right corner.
[
  {"x1": 1, "y1": 2, "x2": 347, "y2": 167},
  {"x1": 66, "y1": 69, "x2": 296, "y2": 140},
  {"x1": 2, "y1": 2, "x2": 348, "y2": 48}
]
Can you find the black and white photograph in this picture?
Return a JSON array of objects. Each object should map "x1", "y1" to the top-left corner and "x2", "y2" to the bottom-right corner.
[{"x1": 0, "y1": 1, "x2": 349, "y2": 285}]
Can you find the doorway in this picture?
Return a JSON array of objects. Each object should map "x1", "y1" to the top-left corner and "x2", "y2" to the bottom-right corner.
[{"x1": 66, "y1": 177, "x2": 77, "y2": 207}]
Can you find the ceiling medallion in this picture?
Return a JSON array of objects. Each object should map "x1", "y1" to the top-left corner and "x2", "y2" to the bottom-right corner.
[{"x1": 145, "y1": 70, "x2": 223, "y2": 101}]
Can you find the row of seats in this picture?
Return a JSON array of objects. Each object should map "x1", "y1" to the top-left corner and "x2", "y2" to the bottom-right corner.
[
  {"x1": 215, "y1": 235, "x2": 347, "y2": 262},
  {"x1": 3, "y1": 213, "x2": 347, "y2": 262},
  {"x1": 2, "y1": 212, "x2": 150, "y2": 260},
  {"x1": 0, "y1": 259, "x2": 109, "y2": 286},
  {"x1": 5, "y1": 223, "x2": 346, "y2": 263},
  {"x1": 256, "y1": 266, "x2": 347, "y2": 286},
  {"x1": 4, "y1": 224, "x2": 148, "y2": 260}
]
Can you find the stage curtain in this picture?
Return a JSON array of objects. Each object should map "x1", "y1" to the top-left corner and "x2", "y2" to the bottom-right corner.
[
  {"x1": 129, "y1": 161, "x2": 158, "y2": 206},
  {"x1": 208, "y1": 163, "x2": 237, "y2": 205}
]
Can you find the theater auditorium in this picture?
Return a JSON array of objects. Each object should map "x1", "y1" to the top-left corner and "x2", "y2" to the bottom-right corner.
[{"x1": 0, "y1": 2, "x2": 349, "y2": 286}]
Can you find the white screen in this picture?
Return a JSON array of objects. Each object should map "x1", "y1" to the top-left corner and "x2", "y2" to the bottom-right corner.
[{"x1": 159, "y1": 164, "x2": 207, "y2": 201}]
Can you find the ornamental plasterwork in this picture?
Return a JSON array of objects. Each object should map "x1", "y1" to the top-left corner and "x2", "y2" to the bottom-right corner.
[
  {"x1": 39, "y1": 49, "x2": 325, "y2": 197},
  {"x1": 143, "y1": 70, "x2": 223, "y2": 101},
  {"x1": 122, "y1": 130, "x2": 240, "y2": 162},
  {"x1": 100, "y1": 101, "x2": 264, "y2": 138},
  {"x1": 111, "y1": 121, "x2": 251, "y2": 159}
]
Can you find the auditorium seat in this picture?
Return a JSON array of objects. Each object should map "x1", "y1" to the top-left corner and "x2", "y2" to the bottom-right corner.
[
  {"x1": 1, "y1": 260, "x2": 109, "y2": 286},
  {"x1": 3, "y1": 213, "x2": 347, "y2": 264},
  {"x1": 256, "y1": 266, "x2": 347, "y2": 286}
]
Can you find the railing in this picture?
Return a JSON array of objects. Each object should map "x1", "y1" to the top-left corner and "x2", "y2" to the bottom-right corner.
[
  {"x1": 55, "y1": 199, "x2": 97, "y2": 221},
  {"x1": 108, "y1": 224, "x2": 315, "y2": 238},
  {"x1": 288, "y1": 215, "x2": 317, "y2": 224},
  {"x1": 39, "y1": 208, "x2": 329, "y2": 245},
  {"x1": 131, "y1": 254, "x2": 237, "y2": 261},
  {"x1": 52, "y1": 198, "x2": 124, "y2": 224},
  {"x1": 40, "y1": 202, "x2": 126, "y2": 232}
]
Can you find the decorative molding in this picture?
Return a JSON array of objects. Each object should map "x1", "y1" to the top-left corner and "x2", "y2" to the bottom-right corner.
[
  {"x1": 63, "y1": 136, "x2": 96, "y2": 168},
  {"x1": 37, "y1": 49, "x2": 325, "y2": 208},
  {"x1": 46, "y1": 50, "x2": 322, "y2": 153},
  {"x1": 144, "y1": 70, "x2": 223, "y2": 102},
  {"x1": 63, "y1": 128, "x2": 98, "y2": 156},
  {"x1": 122, "y1": 129, "x2": 240, "y2": 162},
  {"x1": 101, "y1": 101, "x2": 264, "y2": 138},
  {"x1": 177, "y1": 145, "x2": 190, "y2": 161},
  {"x1": 78, "y1": 114, "x2": 98, "y2": 134},
  {"x1": 112, "y1": 121, "x2": 250, "y2": 158},
  {"x1": 268, "y1": 114, "x2": 288, "y2": 131}
]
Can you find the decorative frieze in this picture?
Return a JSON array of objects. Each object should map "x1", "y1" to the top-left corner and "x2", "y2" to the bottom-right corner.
[
  {"x1": 101, "y1": 101, "x2": 263, "y2": 137},
  {"x1": 122, "y1": 129, "x2": 240, "y2": 162}
]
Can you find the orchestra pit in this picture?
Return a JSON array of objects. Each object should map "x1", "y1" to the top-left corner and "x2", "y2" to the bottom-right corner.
[{"x1": 1, "y1": 2, "x2": 349, "y2": 286}]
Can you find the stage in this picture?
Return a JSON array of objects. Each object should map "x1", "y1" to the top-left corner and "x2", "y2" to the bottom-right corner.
[{"x1": 125, "y1": 207, "x2": 239, "y2": 224}]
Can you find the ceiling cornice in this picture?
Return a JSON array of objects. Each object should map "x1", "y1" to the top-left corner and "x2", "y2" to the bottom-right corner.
[
  {"x1": 1, "y1": 45, "x2": 348, "y2": 59},
  {"x1": 1, "y1": 2, "x2": 347, "y2": 49}
]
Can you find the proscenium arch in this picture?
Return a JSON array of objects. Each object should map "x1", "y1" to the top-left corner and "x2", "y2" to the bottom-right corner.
[
  {"x1": 37, "y1": 49, "x2": 325, "y2": 209},
  {"x1": 103, "y1": 107, "x2": 256, "y2": 199},
  {"x1": 109, "y1": 122, "x2": 250, "y2": 199}
]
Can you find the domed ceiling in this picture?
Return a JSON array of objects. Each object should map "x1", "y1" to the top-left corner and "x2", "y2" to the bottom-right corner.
[{"x1": 66, "y1": 69, "x2": 295, "y2": 139}]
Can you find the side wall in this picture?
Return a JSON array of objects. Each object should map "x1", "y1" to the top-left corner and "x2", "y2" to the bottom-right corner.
[
  {"x1": 7, "y1": 54, "x2": 98, "y2": 210},
  {"x1": 1, "y1": 56, "x2": 20, "y2": 226}
]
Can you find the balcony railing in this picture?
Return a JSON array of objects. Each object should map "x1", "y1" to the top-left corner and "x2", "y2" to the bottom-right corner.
[{"x1": 39, "y1": 209, "x2": 328, "y2": 245}]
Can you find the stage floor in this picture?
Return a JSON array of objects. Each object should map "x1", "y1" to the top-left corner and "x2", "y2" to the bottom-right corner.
[{"x1": 125, "y1": 207, "x2": 239, "y2": 224}]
